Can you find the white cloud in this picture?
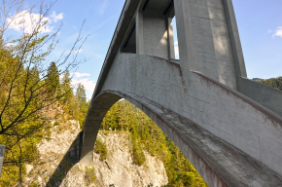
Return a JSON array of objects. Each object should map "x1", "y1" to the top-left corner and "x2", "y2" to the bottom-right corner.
[
  {"x1": 71, "y1": 72, "x2": 95, "y2": 99},
  {"x1": 5, "y1": 43, "x2": 15, "y2": 47},
  {"x1": 273, "y1": 26, "x2": 282, "y2": 38},
  {"x1": 174, "y1": 41, "x2": 178, "y2": 45},
  {"x1": 50, "y1": 11, "x2": 63, "y2": 22},
  {"x1": 74, "y1": 72, "x2": 90, "y2": 78},
  {"x1": 7, "y1": 10, "x2": 63, "y2": 34},
  {"x1": 72, "y1": 78, "x2": 96, "y2": 93}
]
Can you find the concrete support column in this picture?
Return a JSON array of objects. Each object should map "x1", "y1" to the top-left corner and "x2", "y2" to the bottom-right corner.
[
  {"x1": 174, "y1": 0, "x2": 220, "y2": 81},
  {"x1": 136, "y1": 7, "x2": 170, "y2": 59},
  {"x1": 223, "y1": 0, "x2": 247, "y2": 78},
  {"x1": 136, "y1": 11, "x2": 144, "y2": 55},
  {"x1": 174, "y1": 0, "x2": 220, "y2": 82},
  {"x1": 174, "y1": 0, "x2": 247, "y2": 89},
  {"x1": 173, "y1": 0, "x2": 202, "y2": 73}
]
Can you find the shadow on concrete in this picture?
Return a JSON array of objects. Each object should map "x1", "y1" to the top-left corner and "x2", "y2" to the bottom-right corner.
[{"x1": 46, "y1": 131, "x2": 83, "y2": 187}]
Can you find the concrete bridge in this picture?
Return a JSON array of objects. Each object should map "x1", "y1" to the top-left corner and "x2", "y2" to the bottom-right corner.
[{"x1": 80, "y1": 0, "x2": 282, "y2": 186}]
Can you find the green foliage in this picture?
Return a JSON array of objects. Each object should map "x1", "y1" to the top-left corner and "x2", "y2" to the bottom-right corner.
[
  {"x1": 76, "y1": 83, "x2": 87, "y2": 107},
  {"x1": 254, "y1": 76, "x2": 282, "y2": 91},
  {"x1": 94, "y1": 138, "x2": 108, "y2": 160},
  {"x1": 101, "y1": 101, "x2": 208, "y2": 187},
  {"x1": 61, "y1": 70, "x2": 76, "y2": 116},
  {"x1": 0, "y1": 47, "x2": 89, "y2": 186},
  {"x1": 46, "y1": 62, "x2": 61, "y2": 98},
  {"x1": 0, "y1": 1, "x2": 87, "y2": 185},
  {"x1": 84, "y1": 167, "x2": 96, "y2": 185},
  {"x1": 61, "y1": 70, "x2": 72, "y2": 103},
  {"x1": 30, "y1": 182, "x2": 40, "y2": 187},
  {"x1": 75, "y1": 83, "x2": 89, "y2": 129},
  {"x1": 131, "y1": 128, "x2": 146, "y2": 166}
]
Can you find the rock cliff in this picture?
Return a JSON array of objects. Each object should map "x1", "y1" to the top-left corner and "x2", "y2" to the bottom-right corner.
[{"x1": 25, "y1": 120, "x2": 168, "y2": 187}]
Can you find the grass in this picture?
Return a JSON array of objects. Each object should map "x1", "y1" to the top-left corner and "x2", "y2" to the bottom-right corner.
[{"x1": 84, "y1": 167, "x2": 96, "y2": 186}]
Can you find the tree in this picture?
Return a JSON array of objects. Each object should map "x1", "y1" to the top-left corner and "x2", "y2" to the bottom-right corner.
[
  {"x1": 75, "y1": 83, "x2": 89, "y2": 128},
  {"x1": 75, "y1": 83, "x2": 87, "y2": 109},
  {"x1": 100, "y1": 100, "x2": 208, "y2": 187},
  {"x1": 61, "y1": 70, "x2": 73, "y2": 104},
  {"x1": 0, "y1": 0, "x2": 88, "y2": 185},
  {"x1": 46, "y1": 61, "x2": 61, "y2": 98},
  {"x1": 61, "y1": 70, "x2": 80, "y2": 118}
]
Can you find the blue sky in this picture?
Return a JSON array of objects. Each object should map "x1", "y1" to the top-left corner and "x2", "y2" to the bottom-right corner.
[{"x1": 6, "y1": 0, "x2": 282, "y2": 99}]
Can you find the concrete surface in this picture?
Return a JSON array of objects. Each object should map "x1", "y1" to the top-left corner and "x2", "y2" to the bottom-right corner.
[
  {"x1": 81, "y1": 0, "x2": 282, "y2": 186},
  {"x1": 237, "y1": 77, "x2": 282, "y2": 117},
  {"x1": 0, "y1": 145, "x2": 5, "y2": 177},
  {"x1": 81, "y1": 55, "x2": 282, "y2": 186}
]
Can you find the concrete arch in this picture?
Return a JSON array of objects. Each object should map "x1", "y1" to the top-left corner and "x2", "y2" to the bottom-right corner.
[
  {"x1": 81, "y1": 54, "x2": 282, "y2": 186},
  {"x1": 79, "y1": 0, "x2": 282, "y2": 185},
  {"x1": 81, "y1": 91, "x2": 229, "y2": 186},
  {"x1": 81, "y1": 90, "x2": 282, "y2": 187}
]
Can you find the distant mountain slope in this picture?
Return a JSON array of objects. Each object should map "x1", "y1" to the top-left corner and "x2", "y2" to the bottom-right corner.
[{"x1": 253, "y1": 76, "x2": 282, "y2": 91}]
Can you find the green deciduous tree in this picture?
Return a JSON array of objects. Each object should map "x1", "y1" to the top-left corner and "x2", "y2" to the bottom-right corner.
[{"x1": 0, "y1": 0, "x2": 88, "y2": 185}]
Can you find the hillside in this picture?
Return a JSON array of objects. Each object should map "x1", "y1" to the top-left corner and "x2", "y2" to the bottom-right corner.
[
  {"x1": 18, "y1": 100, "x2": 207, "y2": 187},
  {"x1": 253, "y1": 76, "x2": 282, "y2": 90},
  {"x1": 20, "y1": 113, "x2": 168, "y2": 187}
]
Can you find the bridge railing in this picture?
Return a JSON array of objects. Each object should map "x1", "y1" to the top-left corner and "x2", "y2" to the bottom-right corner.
[{"x1": 237, "y1": 77, "x2": 282, "y2": 117}]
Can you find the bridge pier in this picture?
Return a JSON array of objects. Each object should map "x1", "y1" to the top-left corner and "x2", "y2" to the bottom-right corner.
[{"x1": 174, "y1": 0, "x2": 247, "y2": 90}]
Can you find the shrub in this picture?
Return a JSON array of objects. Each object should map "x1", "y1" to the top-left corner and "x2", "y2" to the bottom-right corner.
[
  {"x1": 132, "y1": 141, "x2": 146, "y2": 166},
  {"x1": 84, "y1": 167, "x2": 96, "y2": 185},
  {"x1": 30, "y1": 182, "x2": 40, "y2": 187},
  {"x1": 94, "y1": 138, "x2": 108, "y2": 160}
]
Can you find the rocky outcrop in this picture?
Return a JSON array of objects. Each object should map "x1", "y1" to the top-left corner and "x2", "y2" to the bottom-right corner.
[
  {"x1": 26, "y1": 120, "x2": 168, "y2": 187},
  {"x1": 93, "y1": 132, "x2": 168, "y2": 187}
]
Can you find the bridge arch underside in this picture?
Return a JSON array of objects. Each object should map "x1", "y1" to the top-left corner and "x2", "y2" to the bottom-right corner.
[
  {"x1": 82, "y1": 91, "x2": 281, "y2": 187},
  {"x1": 82, "y1": 54, "x2": 282, "y2": 186}
]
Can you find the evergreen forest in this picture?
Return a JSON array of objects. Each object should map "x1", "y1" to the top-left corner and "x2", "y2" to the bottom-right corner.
[
  {"x1": 99, "y1": 100, "x2": 208, "y2": 187},
  {"x1": 253, "y1": 77, "x2": 282, "y2": 91},
  {"x1": 0, "y1": 57, "x2": 89, "y2": 186}
]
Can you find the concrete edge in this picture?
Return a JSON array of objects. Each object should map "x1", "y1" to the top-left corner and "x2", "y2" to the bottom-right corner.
[
  {"x1": 239, "y1": 76, "x2": 282, "y2": 94},
  {"x1": 92, "y1": 0, "x2": 142, "y2": 100},
  {"x1": 102, "y1": 90, "x2": 282, "y2": 187},
  {"x1": 192, "y1": 71, "x2": 282, "y2": 129}
]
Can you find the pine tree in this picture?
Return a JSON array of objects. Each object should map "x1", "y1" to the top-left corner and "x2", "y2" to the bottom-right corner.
[
  {"x1": 75, "y1": 83, "x2": 89, "y2": 128},
  {"x1": 61, "y1": 70, "x2": 73, "y2": 104},
  {"x1": 61, "y1": 70, "x2": 76, "y2": 116},
  {"x1": 46, "y1": 62, "x2": 61, "y2": 98},
  {"x1": 75, "y1": 83, "x2": 87, "y2": 109}
]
